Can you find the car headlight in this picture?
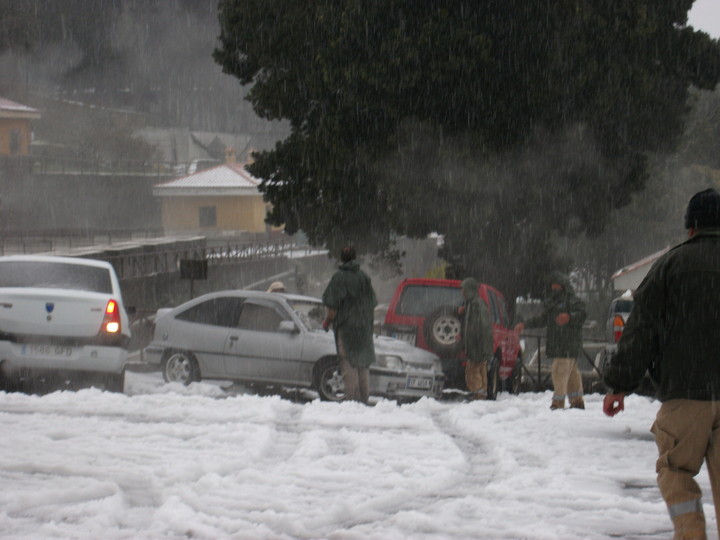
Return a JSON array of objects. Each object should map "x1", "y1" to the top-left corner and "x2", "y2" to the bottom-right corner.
[{"x1": 376, "y1": 354, "x2": 404, "y2": 370}]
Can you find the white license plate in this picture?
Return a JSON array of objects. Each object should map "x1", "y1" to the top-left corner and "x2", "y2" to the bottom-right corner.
[
  {"x1": 393, "y1": 333, "x2": 416, "y2": 346},
  {"x1": 407, "y1": 376, "x2": 433, "y2": 390},
  {"x1": 21, "y1": 344, "x2": 74, "y2": 358}
]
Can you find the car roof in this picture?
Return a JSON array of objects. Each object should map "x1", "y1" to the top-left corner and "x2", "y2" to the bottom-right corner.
[
  {"x1": 182, "y1": 290, "x2": 322, "y2": 304},
  {"x1": 399, "y1": 278, "x2": 462, "y2": 287},
  {"x1": 397, "y1": 278, "x2": 503, "y2": 296},
  {"x1": 0, "y1": 254, "x2": 113, "y2": 269}
]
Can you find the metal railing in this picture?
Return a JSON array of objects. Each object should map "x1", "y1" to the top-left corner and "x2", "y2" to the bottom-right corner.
[
  {"x1": 104, "y1": 239, "x2": 319, "y2": 280},
  {"x1": 0, "y1": 230, "x2": 165, "y2": 256},
  {"x1": 520, "y1": 333, "x2": 607, "y2": 393},
  {"x1": 29, "y1": 156, "x2": 183, "y2": 177}
]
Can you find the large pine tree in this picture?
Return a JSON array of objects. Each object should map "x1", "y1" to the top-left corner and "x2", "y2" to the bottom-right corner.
[{"x1": 214, "y1": 0, "x2": 720, "y2": 300}]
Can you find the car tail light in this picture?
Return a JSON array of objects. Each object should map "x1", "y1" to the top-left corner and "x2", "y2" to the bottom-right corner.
[
  {"x1": 613, "y1": 315, "x2": 625, "y2": 343},
  {"x1": 101, "y1": 300, "x2": 121, "y2": 334}
]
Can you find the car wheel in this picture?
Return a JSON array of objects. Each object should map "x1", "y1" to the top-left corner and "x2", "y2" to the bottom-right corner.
[
  {"x1": 103, "y1": 370, "x2": 125, "y2": 393},
  {"x1": 487, "y1": 357, "x2": 500, "y2": 400},
  {"x1": 314, "y1": 358, "x2": 344, "y2": 402},
  {"x1": 163, "y1": 351, "x2": 200, "y2": 385},
  {"x1": 423, "y1": 305, "x2": 463, "y2": 357}
]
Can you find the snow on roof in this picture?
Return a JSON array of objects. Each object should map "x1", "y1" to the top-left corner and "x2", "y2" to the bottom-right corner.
[
  {"x1": 610, "y1": 246, "x2": 671, "y2": 291},
  {"x1": 0, "y1": 97, "x2": 41, "y2": 119},
  {"x1": 153, "y1": 163, "x2": 262, "y2": 196},
  {"x1": 610, "y1": 246, "x2": 671, "y2": 281}
]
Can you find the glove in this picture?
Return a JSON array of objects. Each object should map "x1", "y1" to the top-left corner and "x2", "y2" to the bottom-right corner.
[{"x1": 322, "y1": 319, "x2": 331, "y2": 332}]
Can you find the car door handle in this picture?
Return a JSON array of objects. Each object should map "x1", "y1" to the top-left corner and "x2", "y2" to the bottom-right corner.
[{"x1": 229, "y1": 336, "x2": 239, "y2": 341}]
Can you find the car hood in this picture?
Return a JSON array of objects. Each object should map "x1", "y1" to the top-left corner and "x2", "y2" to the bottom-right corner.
[
  {"x1": 372, "y1": 335, "x2": 439, "y2": 366},
  {"x1": 306, "y1": 330, "x2": 440, "y2": 369}
]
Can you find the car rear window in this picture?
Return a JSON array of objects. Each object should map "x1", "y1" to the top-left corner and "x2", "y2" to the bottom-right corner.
[
  {"x1": 396, "y1": 285, "x2": 462, "y2": 316},
  {"x1": 0, "y1": 261, "x2": 113, "y2": 294}
]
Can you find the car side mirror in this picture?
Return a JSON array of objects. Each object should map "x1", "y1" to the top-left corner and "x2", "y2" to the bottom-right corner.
[{"x1": 278, "y1": 320, "x2": 298, "y2": 334}]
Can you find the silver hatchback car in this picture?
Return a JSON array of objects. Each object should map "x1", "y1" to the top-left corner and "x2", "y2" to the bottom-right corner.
[{"x1": 143, "y1": 290, "x2": 445, "y2": 401}]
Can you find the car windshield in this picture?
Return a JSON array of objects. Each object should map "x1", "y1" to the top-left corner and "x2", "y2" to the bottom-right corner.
[
  {"x1": 288, "y1": 299, "x2": 325, "y2": 331},
  {"x1": 397, "y1": 285, "x2": 462, "y2": 316},
  {"x1": 0, "y1": 261, "x2": 113, "y2": 294}
]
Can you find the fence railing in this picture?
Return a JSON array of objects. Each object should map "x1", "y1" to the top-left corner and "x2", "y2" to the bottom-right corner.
[
  {"x1": 0, "y1": 230, "x2": 165, "y2": 256},
  {"x1": 520, "y1": 333, "x2": 607, "y2": 393},
  {"x1": 103, "y1": 240, "x2": 320, "y2": 280},
  {"x1": 29, "y1": 156, "x2": 183, "y2": 177}
]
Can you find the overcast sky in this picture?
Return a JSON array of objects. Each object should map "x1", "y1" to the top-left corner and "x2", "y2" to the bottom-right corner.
[{"x1": 688, "y1": 0, "x2": 720, "y2": 38}]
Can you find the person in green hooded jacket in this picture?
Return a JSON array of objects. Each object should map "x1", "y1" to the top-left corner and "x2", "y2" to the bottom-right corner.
[
  {"x1": 458, "y1": 278, "x2": 494, "y2": 400},
  {"x1": 322, "y1": 246, "x2": 377, "y2": 403},
  {"x1": 517, "y1": 271, "x2": 586, "y2": 410}
]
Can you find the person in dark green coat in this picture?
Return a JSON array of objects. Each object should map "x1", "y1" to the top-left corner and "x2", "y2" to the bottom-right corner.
[
  {"x1": 322, "y1": 246, "x2": 377, "y2": 403},
  {"x1": 459, "y1": 278, "x2": 494, "y2": 400},
  {"x1": 518, "y1": 272, "x2": 586, "y2": 409},
  {"x1": 603, "y1": 189, "x2": 720, "y2": 539}
]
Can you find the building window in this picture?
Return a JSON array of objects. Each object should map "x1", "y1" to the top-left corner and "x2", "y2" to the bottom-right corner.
[
  {"x1": 9, "y1": 130, "x2": 21, "y2": 155},
  {"x1": 198, "y1": 206, "x2": 217, "y2": 228}
]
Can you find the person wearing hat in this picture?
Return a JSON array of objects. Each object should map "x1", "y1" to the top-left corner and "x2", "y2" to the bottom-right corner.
[
  {"x1": 458, "y1": 278, "x2": 494, "y2": 400},
  {"x1": 267, "y1": 281, "x2": 286, "y2": 293},
  {"x1": 603, "y1": 188, "x2": 720, "y2": 539},
  {"x1": 516, "y1": 271, "x2": 587, "y2": 410}
]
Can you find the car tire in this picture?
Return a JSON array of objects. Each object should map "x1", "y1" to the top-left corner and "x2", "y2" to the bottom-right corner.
[
  {"x1": 424, "y1": 305, "x2": 463, "y2": 357},
  {"x1": 487, "y1": 357, "x2": 500, "y2": 400},
  {"x1": 103, "y1": 369, "x2": 125, "y2": 393},
  {"x1": 163, "y1": 351, "x2": 201, "y2": 385},
  {"x1": 314, "y1": 358, "x2": 344, "y2": 402}
]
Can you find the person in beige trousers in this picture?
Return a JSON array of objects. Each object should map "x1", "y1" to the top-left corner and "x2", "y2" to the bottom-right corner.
[
  {"x1": 516, "y1": 272, "x2": 587, "y2": 409},
  {"x1": 604, "y1": 189, "x2": 720, "y2": 539},
  {"x1": 458, "y1": 278, "x2": 494, "y2": 400}
]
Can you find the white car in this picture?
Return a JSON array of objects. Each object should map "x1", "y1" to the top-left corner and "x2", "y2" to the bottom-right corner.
[
  {"x1": 0, "y1": 255, "x2": 131, "y2": 392},
  {"x1": 143, "y1": 290, "x2": 445, "y2": 401}
]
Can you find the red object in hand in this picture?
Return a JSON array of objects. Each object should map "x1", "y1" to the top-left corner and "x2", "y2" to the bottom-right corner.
[
  {"x1": 555, "y1": 312, "x2": 570, "y2": 326},
  {"x1": 603, "y1": 394, "x2": 625, "y2": 417},
  {"x1": 457, "y1": 305, "x2": 465, "y2": 316},
  {"x1": 322, "y1": 319, "x2": 331, "y2": 332}
]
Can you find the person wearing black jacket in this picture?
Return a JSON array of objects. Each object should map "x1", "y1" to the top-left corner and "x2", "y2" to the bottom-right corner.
[
  {"x1": 517, "y1": 272, "x2": 587, "y2": 410},
  {"x1": 603, "y1": 188, "x2": 720, "y2": 540}
]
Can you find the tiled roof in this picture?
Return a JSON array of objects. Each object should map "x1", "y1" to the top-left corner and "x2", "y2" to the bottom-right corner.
[
  {"x1": 0, "y1": 97, "x2": 41, "y2": 118},
  {"x1": 154, "y1": 163, "x2": 263, "y2": 196}
]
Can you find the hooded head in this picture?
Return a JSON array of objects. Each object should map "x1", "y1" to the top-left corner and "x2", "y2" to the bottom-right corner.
[
  {"x1": 684, "y1": 188, "x2": 720, "y2": 230},
  {"x1": 340, "y1": 246, "x2": 356, "y2": 263},
  {"x1": 548, "y1": 271, "x2": 572, "y2": 296},
  {"x1": 461, "y1": 277, "x2": 479, "y2": 300}
]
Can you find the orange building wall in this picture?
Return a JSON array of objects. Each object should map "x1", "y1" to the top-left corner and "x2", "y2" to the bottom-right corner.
[
  {"x1": 0, "y1": 118, "x2": 32, "y2": 156},
  {"x1": 160, "y1": 195, "x2": 269, "y2": 233}
]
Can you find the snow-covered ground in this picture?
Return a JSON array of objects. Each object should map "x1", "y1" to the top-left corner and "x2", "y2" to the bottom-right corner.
[{"x1": 0, "y1": 372, "x2": 713, "y2": 540}]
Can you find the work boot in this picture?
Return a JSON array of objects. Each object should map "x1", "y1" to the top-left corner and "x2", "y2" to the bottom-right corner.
[
  {"x1": 672, "y1": 511, "x2": 707, "y2": 540},
  {"x1": 569, "y1": 398, "x2": 585, "y2": 410},
  {"x1": 550, "y1": 400, "x2": 565, "y2": 410}
]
